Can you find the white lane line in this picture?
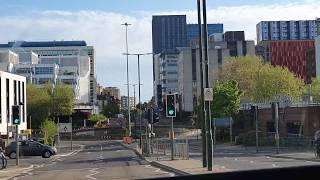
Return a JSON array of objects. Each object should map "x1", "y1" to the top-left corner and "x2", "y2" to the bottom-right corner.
[
  {"x1": 234, "y1": 158, "x2": 238, "y2": 161},
  {"x1": 85, "y1": 168, "x2": 100, "y2": 180},
  {"x1": 250, "y1": 161, "x2": 254, "y2": 163},
  {"x1": 272, "y1": 164, "x2": 277, "y2": 167},
  {"x1": 116, "y1": 150, "x2": 125, "y2": 152}
]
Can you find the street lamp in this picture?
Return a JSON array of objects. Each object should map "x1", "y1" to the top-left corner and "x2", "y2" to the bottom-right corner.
[
  {"x1": 123, "y1": 52, "x2": 153, "y2": 148},
  {"x1": 121, "y1": 22, "x2": 132, "y2": 137}
]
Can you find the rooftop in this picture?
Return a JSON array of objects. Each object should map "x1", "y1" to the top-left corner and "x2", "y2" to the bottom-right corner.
[{"x1": 0, "y1": 40, "x2": 87, "y2": 48}]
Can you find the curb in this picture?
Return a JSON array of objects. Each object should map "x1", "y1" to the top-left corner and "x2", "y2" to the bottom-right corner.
[
  {"x1": 267, "y1": 155, "x2": 320, "y2": 162},
  {"x1": 149, "y1": 161, "x2": 191, "y2": 176},
  {"x1": 120, "y1": 142, "x2": 190, "y2": 176}
]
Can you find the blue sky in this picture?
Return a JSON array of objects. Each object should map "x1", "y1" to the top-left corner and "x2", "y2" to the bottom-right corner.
[
  {"x1": 0, "y1": 0, "x2": 318, "y2": 102},
  {"x1": 0, "y1": 0, "x2": 300, "y2": 15}
]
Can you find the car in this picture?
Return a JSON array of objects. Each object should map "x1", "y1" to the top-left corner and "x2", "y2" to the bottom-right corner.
[{"x1": 4, "y1": 140, "x2": 57, "y2": 159}]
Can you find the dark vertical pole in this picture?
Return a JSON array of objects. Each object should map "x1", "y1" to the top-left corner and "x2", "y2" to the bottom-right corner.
[
  {"x1": 202, "y1": 0, "x2": 213, "y2": 171},
  {"x1": 138, "y1": 55, "x2": 142, "y2": 149},
  {"x1": 255, "y1": 105, "x2": 259, "y2": 153},
  {"x1": 171, "y1": 116, "x2": 174, "y2": 160},
  {"x1": 197, "y1": 0, "x2": 207, "y2": 168},
  {"x1": 15, "y1": 125, "x2": 19, "y2": 165},
  {"x1": 275, "y1": 102, "x2": 279, "y2": 154}
]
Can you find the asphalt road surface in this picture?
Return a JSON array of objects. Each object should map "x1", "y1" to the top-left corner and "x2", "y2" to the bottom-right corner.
[{"x1": 13, "y1": 141, "x2": 174, "y2": 180}]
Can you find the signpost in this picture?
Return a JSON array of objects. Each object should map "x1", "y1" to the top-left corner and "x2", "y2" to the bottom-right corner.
[{"x1": 58, "y1": 122, "x2": 73, "y2": 150}]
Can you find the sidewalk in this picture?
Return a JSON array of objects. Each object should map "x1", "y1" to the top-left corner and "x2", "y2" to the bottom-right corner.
[
  {"x1": 0, "y1": 164, "x2": 34, "y2": 180},
  {"x1": 268, "y1": 152, "x2": 320, "y2": 162}
]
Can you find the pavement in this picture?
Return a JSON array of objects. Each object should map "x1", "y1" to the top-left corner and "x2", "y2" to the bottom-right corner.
[
  {"x1": 2, "y1": 140, "x2": 174, "y2": 180},
  {"x1": 126, "y1": 138, "x2": 320, "y2": 176}
]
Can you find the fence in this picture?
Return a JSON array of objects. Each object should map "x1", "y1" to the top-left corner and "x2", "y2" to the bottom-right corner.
[{"x1": 141, "y1": 136, "x2": 189, "y2": 161}]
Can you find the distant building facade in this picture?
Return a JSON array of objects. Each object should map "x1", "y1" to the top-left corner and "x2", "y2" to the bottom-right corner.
[
  {"x1": 256, "y1": 40, "x2": 315, "y2": 84},
  {"x1": 256, "y1": 19, "x2": 320, "y2": 43},
  {"x1": 178, "y1": 31, "x2": 255, "y2": 112},
  {"x1": 101, "y1": 87, "x2": 120, "y2": 101},
  {"x1": 0, "y1": 41, "x2": 97, "y2": 113},
  {"x1": 120, "y1": 96, "x2": 135, "y2": 111}
]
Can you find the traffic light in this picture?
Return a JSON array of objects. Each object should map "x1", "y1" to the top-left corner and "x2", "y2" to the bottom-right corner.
[
  {"x1": 166, "y1": 94, "x2": 176, "y2": 117},
  {"x1": 153, "y1": 112, "x2": 159, "y2": 124},
  {"x1": 12, "y1": 105, "x2": 20, "y2": 125}
]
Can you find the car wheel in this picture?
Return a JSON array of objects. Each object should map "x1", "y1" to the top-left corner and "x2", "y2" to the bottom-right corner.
[
  {"x1": 42, "y1": 151, "x2": 51, "y2": 158},
  {"x1": 9, "y1": 152, "x2": 17, "y2": 159}
]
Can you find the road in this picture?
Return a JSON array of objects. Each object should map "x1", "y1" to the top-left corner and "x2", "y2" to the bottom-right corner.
[{"x1": 12, "y1": 141, "x2": 174, "y2": 180}]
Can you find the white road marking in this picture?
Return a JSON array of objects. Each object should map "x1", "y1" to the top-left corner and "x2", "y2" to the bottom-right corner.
[
  {"x1": 272, "y1": 164, "x2": 277, "y2": 167},
  {"x1": 221, "y1": 166, "x2": 225, "y2": 169},
  {"x1": 250, "y1": 161, "x2": 254, "y2": 163},
  {"x1": 266, "y1": 156, "x2": 271, "y2": 159},
  {"x1": 85, "y1": 168, "x2": 100, "y2": 180},
  {"x1": 116, "y1": 150, "x2": 125, "y2": 152},
  {"x1": 234, "y1": 158, "x2": 238, "y2": 161}
]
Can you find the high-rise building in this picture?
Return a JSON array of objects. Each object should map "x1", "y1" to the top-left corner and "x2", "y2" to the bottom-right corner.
[
  {"x1": 152, "y1": 15, "x2": 188, "y2": 54},
  {"x1": 187, "y1": 24, "x2": 223, "y2": 45},
  {"x1": 256, "y1": 19, "x2": 320, "y2": 43},
  {"x1": 152, "y1": 15, "x2": 225, "y2": 108},
  {"x1": 0, "y1": 40, "x2": 97, "y2": 112}
]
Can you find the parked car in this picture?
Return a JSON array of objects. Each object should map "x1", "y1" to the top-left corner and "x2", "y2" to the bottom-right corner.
[{"x1": 4, "y1": 140, "x2": 57, "y2": 159}]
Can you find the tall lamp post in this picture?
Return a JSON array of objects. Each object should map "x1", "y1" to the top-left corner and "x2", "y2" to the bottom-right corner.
[
  {"x1": 124, "y1": 53, "x2": 153, "y2": 148},
  {"x1": 121, "y1": 22, "x2": 132, "y2": 137}
]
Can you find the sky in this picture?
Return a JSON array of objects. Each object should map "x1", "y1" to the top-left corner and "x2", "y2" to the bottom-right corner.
[{"x1": 0, "y1": 0, "x2": 319, "y2": 102}]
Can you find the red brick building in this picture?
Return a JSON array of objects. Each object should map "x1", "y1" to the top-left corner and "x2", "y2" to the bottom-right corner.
[{"x1": 256, "y1": 40, "x2": 316, "y2": 83}]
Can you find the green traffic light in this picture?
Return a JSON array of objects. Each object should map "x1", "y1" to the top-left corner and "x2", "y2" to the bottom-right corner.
[{"x1": 168, "y1": 110, "x2": 174, "y2": 115}]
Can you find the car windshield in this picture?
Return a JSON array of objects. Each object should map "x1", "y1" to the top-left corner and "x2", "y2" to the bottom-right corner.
[{"x1": 0, "y1": 0, "x2": 320, "y2": 179}]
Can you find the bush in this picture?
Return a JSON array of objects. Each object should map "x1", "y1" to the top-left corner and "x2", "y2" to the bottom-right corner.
[{"x1": 40, "y1": 118, "x2": 57, "y2": 146}]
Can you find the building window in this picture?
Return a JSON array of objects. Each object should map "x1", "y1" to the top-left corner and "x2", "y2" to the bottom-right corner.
[
  {"x1": 14, "y1": 80, "x2": 17, "y2": 105},
  {"x1": 191, "y1": 49, "x2": 197, "y2": 81},
  {"x1": 6, "y1": 79, "x2": 9, "y2": 123}
]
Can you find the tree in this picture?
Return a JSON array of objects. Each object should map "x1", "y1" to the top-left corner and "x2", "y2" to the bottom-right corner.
[
  {"x1": 304, "y1": 78, "x2": 320, "y2": 102},
  {"x1": 52, "y1": 83, "x2": 75, "y2": 116},
  {"x1": 103, "y1": 103, "x2": 120, "y2": 118},
  {"x1": 27, "y1": 84, "x2": 51, "y2": 129},
  {"x1": 216, "y1": 56, "x2": 305, "y2": 102},
  {"x1": 40, "y1": 118, "x2": 57, "y2": 146},
  {"x1": 211, "y1": 80, "x2": 242, "y2": 118},
  {"x1": 89, "y1": 114, "x2": 107, "y2": 122}
]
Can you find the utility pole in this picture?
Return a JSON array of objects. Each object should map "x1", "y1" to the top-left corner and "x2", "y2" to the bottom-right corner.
[
  {"x1": 197, "y1": 0, "x2": 207, "y2": 168},
  {"x1": 124, "y1": 52, "x2": 153, "y2": 148},
  {"x1": 121, "y1": 22, "x2": 132, "y2": 137},
  {"x1": 202, "y1": 0, "x2": 213, "y2": 171}
]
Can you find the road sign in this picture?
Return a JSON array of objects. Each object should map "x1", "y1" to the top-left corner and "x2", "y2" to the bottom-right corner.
[
  {"x1": 8, "y1": 126, "x2": 17, "y2": 132},
  {"x1": 204, "y1": 88, "x2": 213, "y2": 101},
  {"x1": 23, "y1": 129, "x2": 32, "y2": 135},
  {"x1": 58, "y1": 123, "x2": 72, "y2": 133}
]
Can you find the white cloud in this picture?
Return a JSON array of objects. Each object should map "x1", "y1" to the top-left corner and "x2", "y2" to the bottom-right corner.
[{"x1": 0, "y1": 1, "x2": 319, "y2": 101}]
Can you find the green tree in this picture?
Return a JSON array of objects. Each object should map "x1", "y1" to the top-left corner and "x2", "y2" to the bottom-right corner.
[
  {"x1": 89, "y1": 114, "x2": 107, "y2": 122},
  {"x1": 217, "y1": 56, "x2": 305, "y2": 102},
  {"x1": 103, "y1": 103, "x2": 120, "y2": 118},
  {"x1": 40, "y1": 119, "x2": 57, "y2": 145},
  {"x1": 304, "y1": 78, "x2": 320, "y2": 102},
  {"x1": 211, "y1": 80, "x2": 242, "y2": 118},
  {"x1": 27, "y1": 84, "x2": 51, "y2": 129},
  {"x1": 52, "y1": 83, "x2": 75, "y2": 116}
]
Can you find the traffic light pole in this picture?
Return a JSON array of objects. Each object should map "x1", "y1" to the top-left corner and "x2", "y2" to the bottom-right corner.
[
  {"x1": 255, "y1": 105, "x2": 259, "y2": 153},
  {"x1": 15, "y1": 125, "x2": 19, "y2": 165},
  {"x1": 171, "y1": 117, "x2": 174, "y2": 160}
]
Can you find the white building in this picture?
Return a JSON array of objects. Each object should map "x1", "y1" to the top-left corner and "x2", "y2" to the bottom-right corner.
[
  {"x1": 153, "y1": 51, "x2": 179, "y2": 107},
  {"x1": 0, "y1": 71, "x2": 27, "y2": 137},
  {"x1": 0, "y1": 50, "x2": 19, "y2": 72},
  {"x1": 0, "y1": 41, "x2": 97, "y2": 113}
]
